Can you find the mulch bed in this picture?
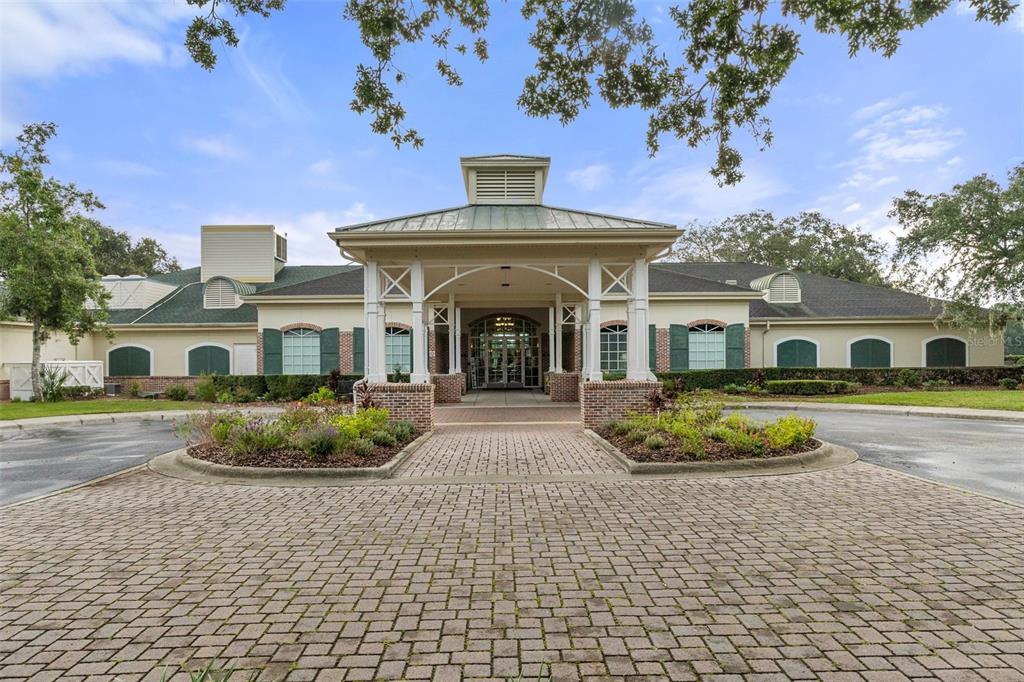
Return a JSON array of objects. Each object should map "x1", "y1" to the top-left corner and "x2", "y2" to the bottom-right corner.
[
  {"x1": 187, "y1": 439, "x2": 413, "y2": 469},
  {"x1": 596, "y1": 429, "x2": 820, "y2": 464}
]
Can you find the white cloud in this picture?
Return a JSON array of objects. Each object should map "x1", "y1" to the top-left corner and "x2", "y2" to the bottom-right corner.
[
  {"x1": 96, "y1": 159, "x2": 162, "y2": 177},
  {"x1": 567, "y1": 164, "x2": 612, "y2": 191},
  {"x1": 180, "y1": 135, "x2": 245, "y2": 160},
  {"x1": 0, "y1": 1, "x2": 194, "y2": 80},
  {"x1": 308, "y1": 159, "x2": 337, "y2": 175},
  {"x1": 843, "y1": 202, "x2": 862, "y2": 213}
]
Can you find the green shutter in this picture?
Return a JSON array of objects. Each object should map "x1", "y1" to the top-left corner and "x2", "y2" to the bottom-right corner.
[
  {"x1": 926, "y1": 338, "x2": 966, "y2": 367},
  {"x1": 777, "y1": 339, "x2": 817, "y2": 367},
  {"x1": 320, "y1": 327, "x2": 340, "y2": 373},
  {"x1": 725, "y1": 324, "x2": 745, "y2": 369},
  {"x1": 850, "y1": 339, "x2": 891, "y2": 368},
  {"x1": 648, "y1": 324, "x2": 657, "y2": 371},
  {"x1": 353, "y1": 327, "x2": 365, "y2": 375},
  {"x1": 109, "y1": 346, "x2": 151, "y2": 376},
  {"x1": 669, "y1": 324, "x2": 689, "y2": 371},
  {"x1": 262, "y1": 328, "x2": 282, "y2": 375},
  {"x1": 188, "y1": 346, "x2": 230, "y2": 375}
]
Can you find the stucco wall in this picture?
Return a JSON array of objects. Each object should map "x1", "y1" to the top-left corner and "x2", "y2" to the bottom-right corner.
[
  {"x1": 0, "y1": 323, "x2": 95, "y2": 380},
  {"x1": 749, "y1": 322, "x2": 1004, "y2": 368},
  {"x1": 94, "y1": 328, "x2": 257, "y2": 375},
  {"x1": 646, "y1": 300, "x2": 750, "y2": 327},
  {"x1": 257, "y1": 302, "x2": 364, "y2": 331}
]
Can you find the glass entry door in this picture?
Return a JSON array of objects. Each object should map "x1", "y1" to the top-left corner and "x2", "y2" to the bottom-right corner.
[{"x1": 470, "y1": 315, "x2": 540, "y2": 388}]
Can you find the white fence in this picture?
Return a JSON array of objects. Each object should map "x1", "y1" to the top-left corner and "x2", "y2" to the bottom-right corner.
[{"x1": 8, "y1": 361, "x2": 105, "y2": 401}]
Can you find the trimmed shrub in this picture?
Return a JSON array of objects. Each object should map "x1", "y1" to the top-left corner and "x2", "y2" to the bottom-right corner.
[
  {"x1": 368, "y1": 429, "x2": 398, "y2": 447},
  {"x1": 294, "y1": 425, "x2": 343, "y2": 458},
  {"x1": 764, "y1": 379, "x2": 858, "y2": 395},
  {"x1": 657, "y1": 366, "x2": 1017, "y2": 392},
  {"x1": 602, "y1": 372, "x2": 626, "y2": 381},
  {"x1": 233, "y1": 387, "x2": 257, "y2": 403},
  {"x1": 385, "y1": 420, "x2": 415, "y2": 442},
  {"x1": 1006, "y1": 354, "x2": 1024, "y2": 366},
  {"x1": 211, "y1": 374, "x2": 268, "y2": 396},
  {"x1": 644, "y1": 433, "x2": 668, "y2": 449},
  {"x1": 350, "y1": 438, "x2": 376, "y2": 457},
  {"x1": 998, "y1": 377, "x2": 1020, "y2": 390},
  {"x1": 195, "y1": 375, "x2": 217, "y2": 402},
  {"x1": 164, "y1": 384, "x2": 190, "y2": 401},
  {"x1": 764, "y1": 415, "x2": 816, "y2": 449},
  {"x1": 895, "y1": 368, "x2": 923, "y2": 388}
]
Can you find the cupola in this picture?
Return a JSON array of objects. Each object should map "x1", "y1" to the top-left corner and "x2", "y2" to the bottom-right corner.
[{"x1": 460, "y1": 154, "x2": 550, "y2": 205}]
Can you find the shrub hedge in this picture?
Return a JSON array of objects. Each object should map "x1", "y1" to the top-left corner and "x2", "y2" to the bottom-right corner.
[
  {"x1": 763, "y1": 379, "x2": 858, "y2": 395},
  {"x1": 1007, "y1": 355, "x2": 1024, "y2": 366},
  {"x1": 211, "y1": 373, "x2": 363, "y2": 401},
  {"x1": 657, "y1": 366, "x2": 1021, "y2": 392}
]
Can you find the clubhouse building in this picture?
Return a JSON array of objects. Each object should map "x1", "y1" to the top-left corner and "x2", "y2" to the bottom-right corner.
[{"x1": 0, "y1": 155, "x2": 1004, "y2": 406}]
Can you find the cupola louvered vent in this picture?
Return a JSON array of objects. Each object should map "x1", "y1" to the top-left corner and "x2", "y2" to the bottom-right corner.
[
  {"x1": 204, "y1": 279, "x2": 240, "y2": 309},
  {"x1": 473, "y1": 169, "x2": 538, "y2": 203}
]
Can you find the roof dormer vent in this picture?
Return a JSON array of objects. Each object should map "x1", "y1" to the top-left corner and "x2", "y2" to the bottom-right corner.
[{"x1": 461, "y1": 154, "x2": 550, "y2": 205}]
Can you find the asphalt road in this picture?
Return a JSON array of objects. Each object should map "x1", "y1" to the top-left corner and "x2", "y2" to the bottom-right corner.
[
  {"x1": 1, "y1": 410, "x2": 1021, "y2": 506},
  {"x1": 743, "y1": 408, "x2": 1024, "y2": 503},
  {"x1": 0, "y1": 420, "x2": 181, "y2": 506}
]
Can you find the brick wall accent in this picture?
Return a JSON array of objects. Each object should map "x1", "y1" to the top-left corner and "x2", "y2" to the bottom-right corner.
[
  {"x1": 745, "y1": 327, "x2": 751, "y2": 368},
  {"x1": 572, "y1": 327, "x2": 581, "y2": 373},
  {"x1": 687, "y1": 318, "x2": 727, "y2": 328},
  {"x1": 0, "y1": 380, "x2": 9, "y2": 402},
  {"x1": 106, "y1": 376, "x2": 201, "y2": 395},
  {"x1": 581, "y1": 380, "x2": 660, "y2": 430},
  {"x1": 549, "y1": 372, "x2": 580, "y2": 402},
  {"x1": 256, "y1": 332, "x2": 264, "y2": 375},
  {"x1": 368, "y1": 382, "x2": 434, "y2": 431},
  {"x1": 281, "y1": 322, "x2": 323, "y2": 333},
  {"x1": 655, "y1": 328, "x2": 670, "y2": 372},
  {"x1": 601, "y1": 319, "x2": 628, "y2": 328},
  {"x1": 340, "y1": 330, "x2": 354, "y2": 374},
  {"x1": 428, "y1": 330, "x2": 437, "y2": 374},
  {"x1": 430, "y1": 374, "x2": 463, "y2": 403}
]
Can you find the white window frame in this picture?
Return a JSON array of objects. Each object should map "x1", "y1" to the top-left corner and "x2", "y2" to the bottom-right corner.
[
  {"x1": 183, "y1": 342, "x2": 233, "y2": 375},
  {"x1": 283, "y1": 328, "x2": 321, "y2": 375},
  {"x1": 106, "y1": 343, "x2": 154, "y2": 376},
  {"x1": 772, "y1": 336, "x2": 819, "y2": 368},
  {"x1": 921, "y1": 334, "x2": 969, "y2": 367},
  {"x1": 688, "y1": 323, "x2": 726, "y2": 370},
  {"x1": 384, "y1": 326, "x2": 412, "y2": 374},
  {"x1": 846, "y1": 335, "x2": 893, "y2": 368},
  {"x1": 600, "y1": 324, "x2": 628, "y2": 372}
]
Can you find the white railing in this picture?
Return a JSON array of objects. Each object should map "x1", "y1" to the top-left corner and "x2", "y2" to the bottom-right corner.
[{"x1": 7, "y1": 361, "x2": 104, "y2": 400}]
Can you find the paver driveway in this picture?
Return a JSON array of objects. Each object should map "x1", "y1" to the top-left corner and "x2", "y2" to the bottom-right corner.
[{"x1": 1, "y1": 420, "x2": 1023, "y2": 682}]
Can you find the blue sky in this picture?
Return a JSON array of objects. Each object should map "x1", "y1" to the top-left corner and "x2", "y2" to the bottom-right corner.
[{"x1": 1, "y1": 1, "x2": 1021, "y2": 267}]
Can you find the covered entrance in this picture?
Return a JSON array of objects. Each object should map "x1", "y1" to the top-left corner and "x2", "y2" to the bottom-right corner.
[{"x1": 469, "y1": 314, "x2": 540, "y2": 389}]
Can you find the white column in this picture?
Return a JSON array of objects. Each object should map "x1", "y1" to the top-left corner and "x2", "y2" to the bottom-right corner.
[
  {"x1": 554, "y1": 292, "x2": 563, "y2": 372},
  {"x1": 447, "y1": 291, "x2": 457, "y2": 374},
  {"x1": 626, "y1": 294, "x2": 638, "y2": 378},
  {"x1": 454, "y1": 305, "x2": 462, "y2": 373},
  {"x1": 629, "y1": 257, "x2": 653, "y2": 380},
  {"x1": 410, "y1": 260, "x2": 428, "y2": 383},
  {"x1": 548, "y1": 306, "x2": 556, "y2": 373},
  {"x1": 364, "y1": 261, "x2": 384, "y2": 382},
  {"x1": 587, "y1": 258, "x2": 603, "y2": 381}
]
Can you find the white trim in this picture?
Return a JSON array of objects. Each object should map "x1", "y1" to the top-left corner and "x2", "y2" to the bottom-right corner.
[
  {"x1": 426, "y1": 263, "x2": 588, "y2": 299},
  {"x1": 845, "y1": 335, "x2": 893, "y2": 368},
  {"x1": 106, "y1": 343, "x2": 154, "y2": 376},
  {"x1": 772, "y1": 336, "x2": 819, "y2": 368},
  {"x1": 921, "y1": 334, "x2": 969, "y2": 367},
  {"x1": 183, "y1": 342, "x2": 233, "y2": 376}
]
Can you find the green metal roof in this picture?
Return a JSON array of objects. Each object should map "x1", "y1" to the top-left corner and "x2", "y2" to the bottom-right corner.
[{"x1": 334, "y1": 204, "x2": 675, "y2": 234}]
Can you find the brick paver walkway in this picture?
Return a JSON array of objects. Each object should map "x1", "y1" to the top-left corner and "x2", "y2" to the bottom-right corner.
[
  {"x1": 435, "y1": 406, "x2": 581, "y2": 424},
  {"x1": 1, "y1": 460, "x2": 1022, "y2": 681},
  {"x1": 397, "y1": 424, "x2": 619, "y2": 478}
]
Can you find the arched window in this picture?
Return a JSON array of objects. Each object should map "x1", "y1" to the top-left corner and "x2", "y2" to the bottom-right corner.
[
  {"x1": 600, "y1": 324, "x2": 628, "y2": 372},
  {"x1": 925, "y1": 337, "x2": 967, "y2": 367},
  {"x1": 849, "y1": 338, "x2": 892, "y2": 368},
  {"x1": 108, "y1": 345, "x2": 152, "y2": 376},
  {"x1": 688, "y1": 324, "x2": 725, "y2": 369},
  {"x1": 384, "y1": 326, "x2": 412, "y2": 373},
  {"x1": 188, "y1": 344, "x2": 231, "y2": 375},
  {"x1": 283, "y1": 328, "x2": 320, "y2": 375},
  {"x1": 776, "y1": 338, "x2": 818, "y2": 367}
]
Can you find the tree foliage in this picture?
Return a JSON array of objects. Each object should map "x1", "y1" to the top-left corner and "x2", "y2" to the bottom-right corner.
[
  {"x1": 86, "y1": 220, "x2": 181, "y2": 276},
  {"x1": 892, "y1": 164, "x2": 1024, "y2": 330},
  {"x1": 668, "y1": 210, "x2": 888, "y2": 285},
  {"x1": 0, "y1": 123, "x2": 110, "y2": 399},
  {"x1": 182, "y1": 0, "x2": 1015, "y2": 183}
]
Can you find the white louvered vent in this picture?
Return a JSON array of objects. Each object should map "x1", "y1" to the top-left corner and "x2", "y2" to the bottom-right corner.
[
  {"x1": 473, "y1": 169, "x2": 538, "y2": 203},
  {"x1": 768, "y1": 273, "x2": 801, "y2": 303},
  {"x1": 204, "y1": 279, "x2": 239, "y2": 309}
]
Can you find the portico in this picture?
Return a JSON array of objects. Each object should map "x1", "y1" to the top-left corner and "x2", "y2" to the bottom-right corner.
[{"x1": 330, "y1": 156, "x2": 679, "y2": 399}]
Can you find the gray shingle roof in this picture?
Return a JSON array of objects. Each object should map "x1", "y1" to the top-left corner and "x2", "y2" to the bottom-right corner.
[
  {"x1": 334, "y1": 204, "x2": 675, "y2": 233},
  {"x1": 658, "y1": 262, "x2": 942, "y2": 318}
]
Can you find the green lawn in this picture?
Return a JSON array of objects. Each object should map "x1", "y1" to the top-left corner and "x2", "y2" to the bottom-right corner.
[
  {"x1": 0, "y1": 399, "x2": 218, "y2": 421},
  {"x1": 814, "y1": 390, "x2": 1024, "y2": 411}
]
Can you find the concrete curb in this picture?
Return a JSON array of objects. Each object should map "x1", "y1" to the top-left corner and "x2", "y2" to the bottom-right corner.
[
  {"x1": 733, "y1": 401, "x2": 1024, "y2": 423},
  {"x1": 0, "y1": 406, "x2": 284, "y2": 433},
  {"x1": 583, "y1": 429, "x2": 857, "y2": 477},
  {"x1": 149, "y1": 430, "x2": 432, "y2": 485}
]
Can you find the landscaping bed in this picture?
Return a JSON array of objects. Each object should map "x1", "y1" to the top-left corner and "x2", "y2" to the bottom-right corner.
[
  {"x1": 598, "y1": 395, "x2": 820, "y2": 464},
  {"x1": 175, "y1": 405, "x2": 420, "y2": 470}
]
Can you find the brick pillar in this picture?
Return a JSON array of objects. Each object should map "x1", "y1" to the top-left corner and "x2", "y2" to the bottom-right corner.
[
  {"x1": 549, "y1": 372, "x2": 580, "y2": 402},
  {"x1": 580, "y1": 380, "x2": 661, "y2": 430},
  {"x1": 367, "y1": 382, "x2": 434, "y2": 431},
  {"x1": 256, "y1": 333, "x2": 264, "y2": 375},
  {"x1": 430, "y1": 374, "x2": 463, "y2": 403}
]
